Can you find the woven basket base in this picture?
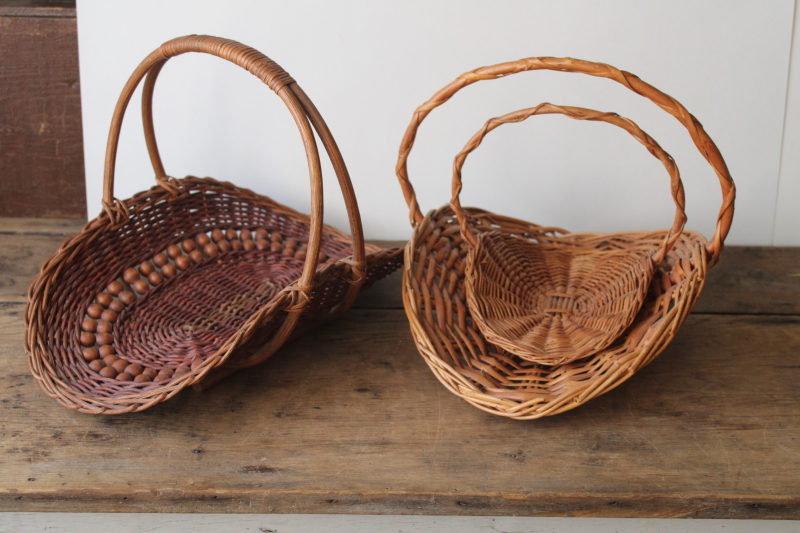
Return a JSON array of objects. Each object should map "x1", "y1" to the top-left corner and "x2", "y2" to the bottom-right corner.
[
  {"x1": 465, "y1": 230, "x2": 656, "y2": 365},
  {"x1": 27, "y1": 177, "x2": 404, "y2": 413},
  {"x1": 404, "y1": 205, "x2": 708, "y2": 420}
]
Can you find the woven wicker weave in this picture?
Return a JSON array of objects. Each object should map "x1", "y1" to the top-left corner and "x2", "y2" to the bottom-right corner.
[
  {"x1": 25, "y1": 35, "x2": 402, "y2": 414},
  {"x1": 396, "y1": 57, "x2": 735, "y2": 419},
  {"x1": 456, "y1": 104, "x2": 686, "y2": 364}
]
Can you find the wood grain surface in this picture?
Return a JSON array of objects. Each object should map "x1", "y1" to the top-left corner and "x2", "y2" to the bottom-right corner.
[
  {"x1": 0, "y1": 219, "x2": 798, "y2": 518},
  {"x1": 0, "y1": 8, "x2": 85, "y2": 218}
]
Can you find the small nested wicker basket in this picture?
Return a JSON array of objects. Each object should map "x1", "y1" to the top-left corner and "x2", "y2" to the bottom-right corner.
[
  {"x1": 396, "y1": 57, "x2": 735, "y2": 419},
  {"x1": 457, "y1": 104, "x2": 686, "y2": 365},
  {"x1": 25, "y1": 35, "x2": 402, "y2": 414}
]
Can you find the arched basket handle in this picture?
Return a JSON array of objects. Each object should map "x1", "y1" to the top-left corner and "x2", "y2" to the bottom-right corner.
[
  {"x1": 450, "y1": 103, "x2": 687, "y2": 267},
  {"x1": 102, "y1": 35, "x2": 368, "y2": 367},
  {"x1": 396, "y1": 57, "x2": 734, "y2": 265}
]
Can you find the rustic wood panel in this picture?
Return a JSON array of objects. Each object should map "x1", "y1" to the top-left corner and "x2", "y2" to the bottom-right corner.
[
  {"x1": 0, "y1": 9, "x2": 85, "y2": 218},
  {"x1": 695, "y1": 246, "x2": 800, "y2": 315},
  {"x1": 1, "y1": 303, "x2": 799, "y2": 517}
]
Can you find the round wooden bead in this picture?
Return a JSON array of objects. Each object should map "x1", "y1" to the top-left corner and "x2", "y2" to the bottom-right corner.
[
  {"x1": 282, "y1": 248, "x2": 295, "y2": 257},
  {"x1": 158, "y1": 367, "x2": 174, "y2": 378},
  {"x1": 133, "y1": 280, "x2": 149, "y2": 294},
  {"x1": 255, "y1": 229, "x2": 269, "y2": 240},
  {"x1": 116, "y1": 372, "x2": 133, "y2": 382},
  {"x1": 203, "y1": 243, "x2": 218, "y2": 257},
  {"x1": 190, "y1": 359, "x2": 204, "y2": 371},
  {"x1": 240, "y1": 229, "x2": 252, "y2": 241},
  {"x1": 231, "y1": 240, "x2": 243, "y2": 251},
  {"x1": 96, "y1": 292, "x2": 113, "y2": 308},
  {"x1": 96, "y1": 333, "x2": 113, "y2": 346},
  {"x1": 139, "y1": 261, "x2": 154, "y2": 276},
  {"x1": 119, "y1": 291, "x2": 136, "y2": 305},
  {"x1": 196, "y1": 233, "x2": 210, "y2": 246},
  {"x1": 295, "y1": 250, "x2": 307, "y2": 261},
  {"x1": 167, "y1": 244, "x2": 182, "y2": 259},
  {"x1": 243, "y1": 240, "x2": 256, "y2": 251},
  {"x1": 82, "y1": 347, "x2": 100, "y2": 362},
  {"x1": 270, "y1": 232, "x2": 282, "y2": 242},
  {"x1": 96, "y1": 320, "x2": 112, "y2": 334},
  {"x1": 153, "y1": 253, "x2": 169, "y2": 267},
  {"x1": 125, "y1": 363, "x2": 143, "y2": 376},
  {"x1": 111, "y1": 359, "x2": 128, "y2": 373},
  {"x1": 100, "y1": 309, "x2": 117, "y2": 323},
  {"x1": 107, "y1": 281, "x2": 124, "y2": 295},
  {"x1": 211, "y1": 229, "x2": 224, "y2": 242},
  {"x1": 161, "y1": 264, "x2": 177, "y2": 278},
  {"x1": 87, "y1": 304, "x2": 104, "y2": 319},
  {"x1": 142, "y1": 367, "x2": 158, "y2": 379},
  {"x1": 256, "y1": 239, "x2": 270, "y2": 251},
  {"x1": 148, "y1": 271, "x2": 163, "y2": 285},
  {"x1": 123, "y1": 268, "x2": 140, "y2": 283},
  {"x1": 88, "y1": 359, "x2": 104, "y2": 372},
  {"x1": 189, "y1": 250, "x2": 204, "y2": 264},
  {"x1": 175, "y1": 255, "x2": 190, "y2": 271},
  {"x1": 226, "y1": 228, "x2": 238, "y2": 240},
  {"x1": 298, "y1": 244, "x2": 308, "y2": 252},
  {"x1": 174, "y1": 364, "x2": 190, "y2": 376},
  {"x1": 156, "y1": 372, "x2": 171, "y2": 381},
  {"x1": 99, "y1": 366, "x2": 117, "y2": 379},
  {"x1": 79, "y1": 332, "x2": 95, "y2": 347},
  {"x1": 269, "y1": 242, "x2": 282, "y2": 253},
  {"x1": 134, "y1": 374, "x2": 152, "y2": 383},
  {"x1": 318, "y1": 251, "x2": 328, "y2": 262},
  {"x1": 81, "y1": 318, "x2": 97, "y2": 333},
  {"x1": 103, "y1": 355, "x2": 118, "y2": 367},
  {"x1": 181, "y1": 239, "x2": 195, "y2": 252},
  {"x1": 217, "y1": 240, "x2": 231, "y2": 253},
  {"x1": 109, "y1": 300, "x2": 124, "y2": 313},
  {"x1": 99, "y1": 345, "x2": 116, "y2": 357},
  {"x1": 285, "y1": 239, "x2": 298, "y2": 250}
]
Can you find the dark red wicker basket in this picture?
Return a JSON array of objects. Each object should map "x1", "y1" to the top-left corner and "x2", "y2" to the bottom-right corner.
[{"x1": 25, "y1": 35, "x2": 402, "y2": 414}]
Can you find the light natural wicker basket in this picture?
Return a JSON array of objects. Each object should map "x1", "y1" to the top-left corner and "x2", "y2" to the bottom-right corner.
[
  {"x1": 396, "y1": 57, "x2": 735, "y2": 419},
  {"x1": 25, "y1": 35, "x2": 402, "y2": 414}
]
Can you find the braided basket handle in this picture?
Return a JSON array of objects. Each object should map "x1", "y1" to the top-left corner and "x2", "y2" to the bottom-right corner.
[
  {"x1": 450, "y1": 103, "x2": 687, "y2": 266},
  {"x1": 396, "y1": 57, "x2": 735, "y2": 265},
  {"x1": 102, "y1": 35, "x2": 367, "y2": 317}
]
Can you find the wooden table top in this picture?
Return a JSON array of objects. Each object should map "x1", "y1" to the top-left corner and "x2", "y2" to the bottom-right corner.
[{"x1": 1, "y1": 217, "x2": 799, "y2": 519}]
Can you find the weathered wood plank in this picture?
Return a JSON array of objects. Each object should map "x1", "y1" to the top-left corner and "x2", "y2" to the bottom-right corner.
[
  {"x1": 0, "y1": 217, "x2": 86, "y2": 235},
  {"x1": 695, "y1": 246, "x2": 800, "y2": 315},
  {"x1": 2, "y1": 304, "x2": 799, "y2": 517},
  {"x1": 0, "y1": 12, "x2": 85, "y2": 218}
]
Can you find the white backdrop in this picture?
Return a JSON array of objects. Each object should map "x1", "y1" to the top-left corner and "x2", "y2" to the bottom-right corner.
[{"x1": 77, "y1": 0, "x2": 797, "y2": 244}]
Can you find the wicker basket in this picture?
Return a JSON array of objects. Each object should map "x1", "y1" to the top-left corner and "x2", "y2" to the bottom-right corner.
[
  {"x1": 25, "y1": 35, "x2": 402, "y2": 414},
  {"x1": 396, "y1": 57, "x2": 735, "y2": 419}
]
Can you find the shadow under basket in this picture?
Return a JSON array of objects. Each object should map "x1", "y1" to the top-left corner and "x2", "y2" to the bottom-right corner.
[{"x1": 25, "y1": 35, "x2": 402, "y2": 414}]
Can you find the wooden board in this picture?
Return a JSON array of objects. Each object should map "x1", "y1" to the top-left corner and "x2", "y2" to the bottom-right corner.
[
  {"x1": 694, "y1": 246, "x2": 800, "y2": 315},
  {"x1": 0, "y1": 8, "x2": 85, "y2": 218},
  {"x1": 1, "y1": 304, "x2": 799, "y2": 518},
  {"x1": 1, "y1": 218, "x2": 798, "y2": 518}
]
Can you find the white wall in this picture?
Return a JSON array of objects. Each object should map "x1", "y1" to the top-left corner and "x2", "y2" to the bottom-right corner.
[{"x1": 77, "y1": 0, "x2": 798, "y2": 244}]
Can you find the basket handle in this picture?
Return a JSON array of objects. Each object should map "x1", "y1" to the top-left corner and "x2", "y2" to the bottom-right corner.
[
  {"x1": 101, "y1": 35, "x2": 367, "y2": 324},
  {"x1": 450, "y1": 103, "x2": 686, "y2": 266},
  {"x1": 396, "y1": 57, "x2": 734, "y2": 265}
]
